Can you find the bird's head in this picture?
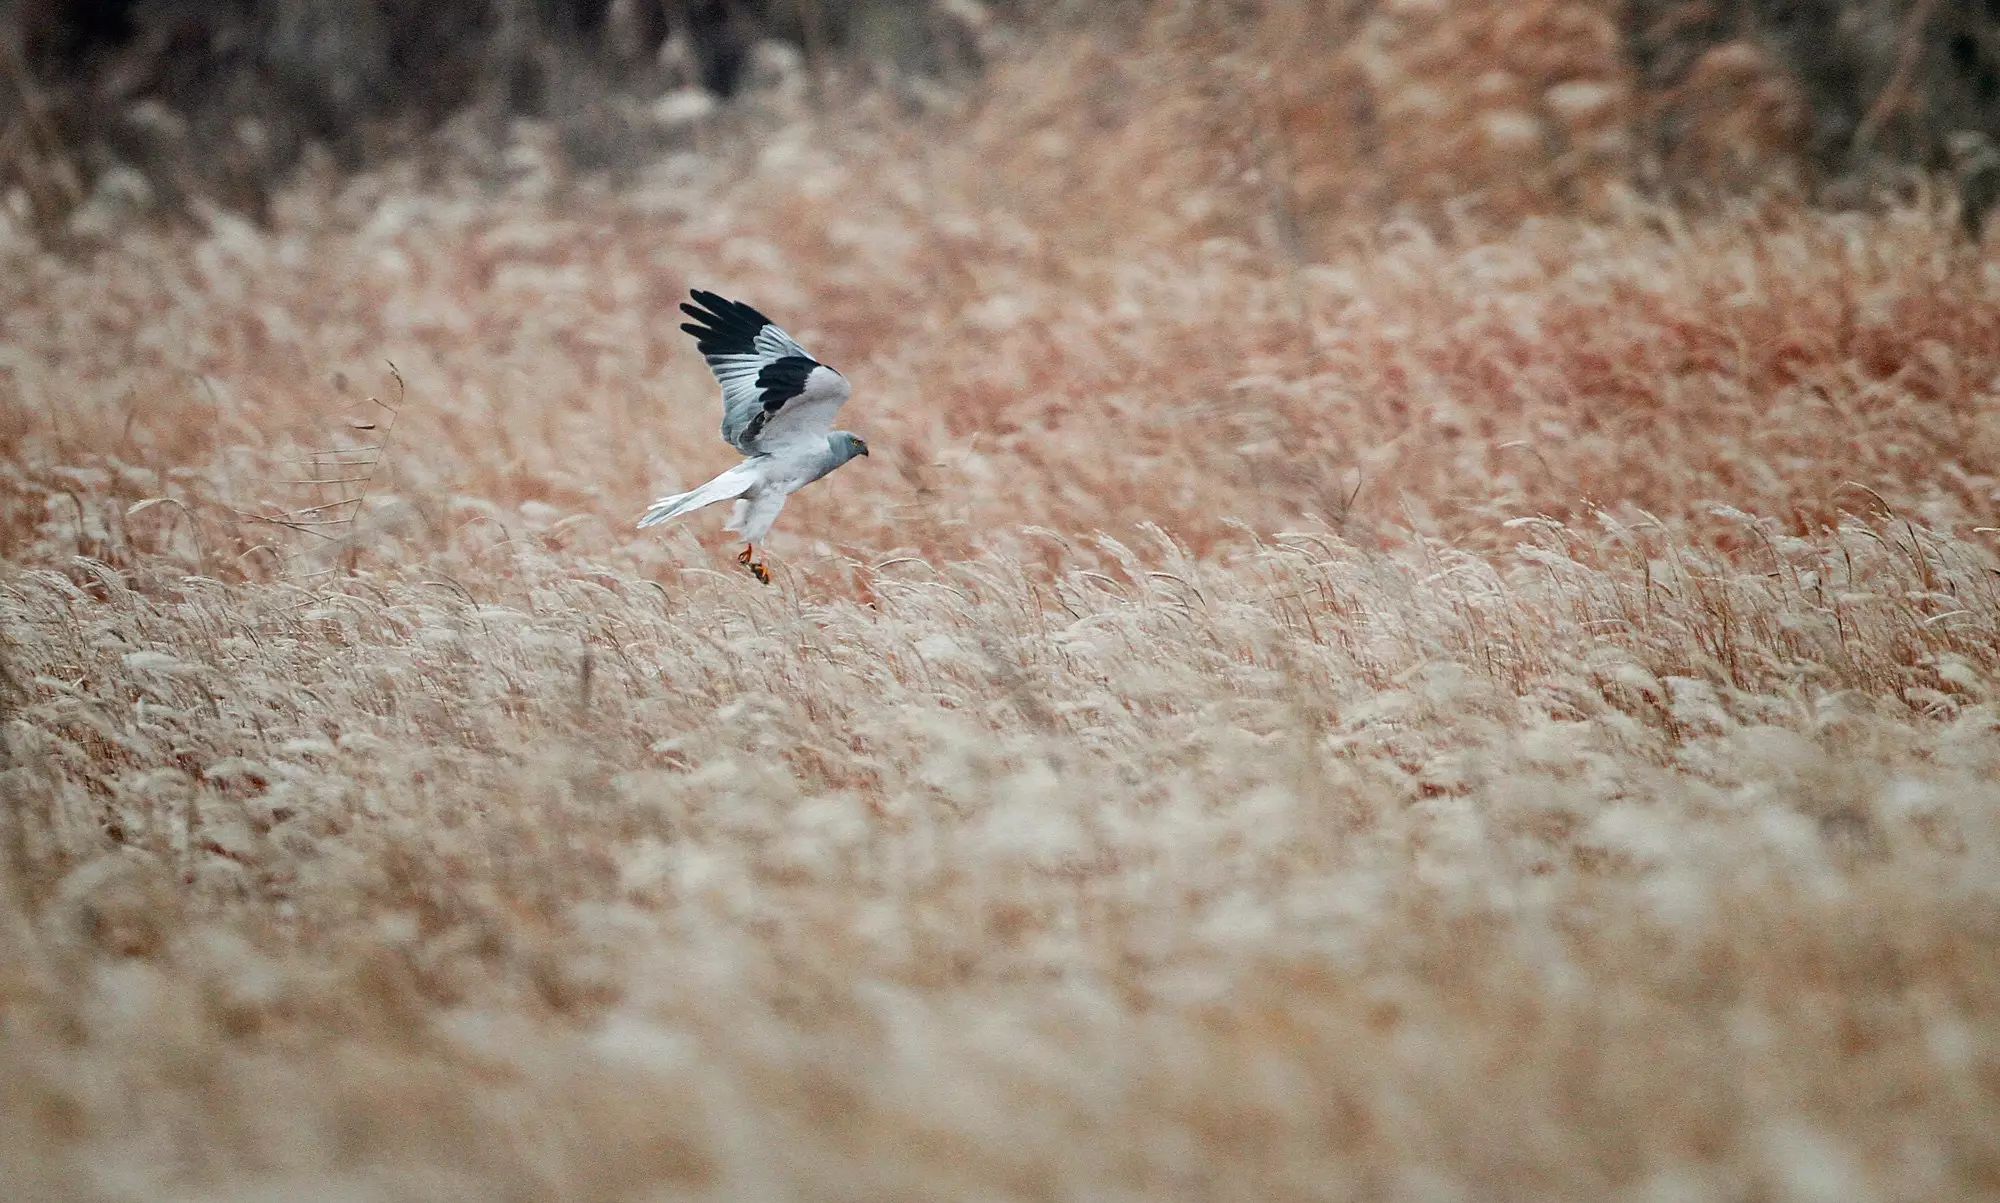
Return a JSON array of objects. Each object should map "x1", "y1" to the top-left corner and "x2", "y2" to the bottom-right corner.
[{"x1": 831, "y1": 431, "x2": 870, "y2": 463}]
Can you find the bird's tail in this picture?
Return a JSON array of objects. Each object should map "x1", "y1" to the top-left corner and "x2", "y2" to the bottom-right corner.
[{"x1": 636, "y1": 462, "x2": 758, "y2": 529}]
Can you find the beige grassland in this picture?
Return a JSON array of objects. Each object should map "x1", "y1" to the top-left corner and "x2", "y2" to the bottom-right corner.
[{"x1": 4, "y1": 42, "x2": 2000, "y2": 1203}]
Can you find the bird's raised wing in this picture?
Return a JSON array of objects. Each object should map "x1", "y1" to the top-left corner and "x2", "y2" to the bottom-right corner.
[{"x1": 679, "y1": 289, "x2": 851, "y2": 456}]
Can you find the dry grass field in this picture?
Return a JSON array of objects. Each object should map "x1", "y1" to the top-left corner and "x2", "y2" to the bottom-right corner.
[{"x1": 5, "y1": 13, "x2": 2000, "y2": 1201}]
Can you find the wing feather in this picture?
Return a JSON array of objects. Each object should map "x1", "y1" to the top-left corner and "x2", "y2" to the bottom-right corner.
[{"x1": 679, "y1": 290, "x2": 849, "y2": 455}]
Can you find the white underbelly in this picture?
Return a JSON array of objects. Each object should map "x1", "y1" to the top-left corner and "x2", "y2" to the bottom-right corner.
[{"x1": 751, "y1": 459, "x2": 821, "y2": 496}]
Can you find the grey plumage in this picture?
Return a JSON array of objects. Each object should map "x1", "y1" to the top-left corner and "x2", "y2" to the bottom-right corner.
[
  {"x1": 676, "y1": 290, "x2": 853, "y2": 457},
  {"x1": 638, "y1": 290, "x2": 870, "y2": 577}
]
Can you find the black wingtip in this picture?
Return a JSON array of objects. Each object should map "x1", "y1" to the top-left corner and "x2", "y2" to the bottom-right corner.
[{"x1": 678, "y1": 289, "x2": 774, "y2": 357}]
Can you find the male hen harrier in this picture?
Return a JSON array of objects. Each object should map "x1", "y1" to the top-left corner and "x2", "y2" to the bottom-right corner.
[{"x1": 637, "y1": 289, "x2": 868, "y2": 583}]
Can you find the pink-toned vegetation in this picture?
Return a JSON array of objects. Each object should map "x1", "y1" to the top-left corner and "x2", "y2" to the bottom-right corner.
[{"x1": 3, "y1": 10, "x2": 1999, "y2": 1201}]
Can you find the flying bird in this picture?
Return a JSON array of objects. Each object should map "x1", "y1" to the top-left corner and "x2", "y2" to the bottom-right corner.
[{"x1": 637, "y1": 289, "x2": 868, "y2": 583}]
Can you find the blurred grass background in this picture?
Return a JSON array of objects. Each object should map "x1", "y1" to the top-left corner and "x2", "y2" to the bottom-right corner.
[{"x1": 5, "y1": 5, "x2": 2000, "y2": 1201}]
